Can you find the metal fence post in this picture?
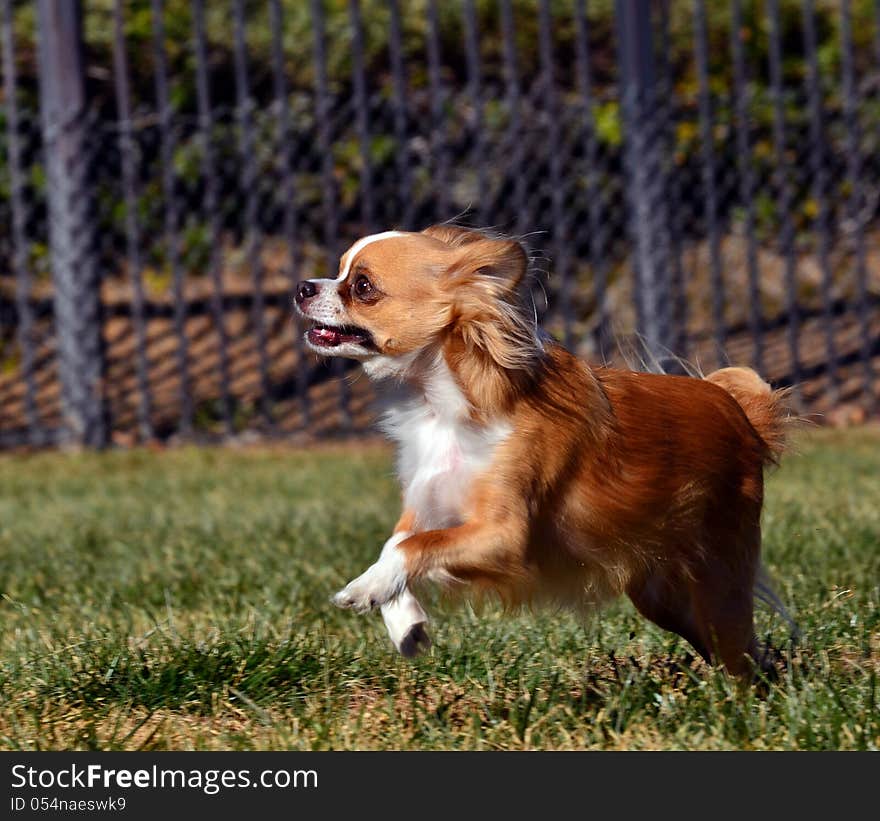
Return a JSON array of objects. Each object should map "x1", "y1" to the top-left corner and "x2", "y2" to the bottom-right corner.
[
  {"x1": 36, "y1": 0, "x2": 106, "y2": 447},
  {"x1": 615, "y1": 0, "x2": 674, "y2": 360}
]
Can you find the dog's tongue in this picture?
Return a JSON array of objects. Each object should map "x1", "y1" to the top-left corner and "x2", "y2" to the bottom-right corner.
[{"x1": 311, "y1": 327, "x2": 341, "y2": 346}]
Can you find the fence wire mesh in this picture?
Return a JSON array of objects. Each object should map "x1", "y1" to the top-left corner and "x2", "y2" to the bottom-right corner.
[{"x1": 1, "y1": 0, "x2": 879, "y2": 447}]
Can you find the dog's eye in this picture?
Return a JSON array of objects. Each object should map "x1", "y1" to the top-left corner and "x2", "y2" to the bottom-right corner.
[{"x1": 353, "y1": 274, "x2": 374, "y2": 300}]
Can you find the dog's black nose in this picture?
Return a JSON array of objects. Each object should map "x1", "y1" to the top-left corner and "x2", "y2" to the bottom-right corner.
[{"x1": 295, "y1": 280, "x2": 317, "y2": 304}]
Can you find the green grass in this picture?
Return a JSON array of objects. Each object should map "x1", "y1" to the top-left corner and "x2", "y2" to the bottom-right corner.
[{"x1": 1, "y1": 429, "x2": 878, "y2": 750}]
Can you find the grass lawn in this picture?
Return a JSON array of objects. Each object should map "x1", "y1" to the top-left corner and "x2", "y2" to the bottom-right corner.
[{"x1": 0, "y1": 427, "x2": 878, "y2": 751}]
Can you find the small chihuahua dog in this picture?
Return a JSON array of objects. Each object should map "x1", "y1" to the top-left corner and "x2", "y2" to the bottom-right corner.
[{"x1": 295, "y1": 225, "x2": 790, "y2": 675}]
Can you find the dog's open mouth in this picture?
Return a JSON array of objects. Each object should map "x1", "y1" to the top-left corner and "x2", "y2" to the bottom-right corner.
[{"x1": 307, "y1": 323, "x2": 374, "y2": 349}]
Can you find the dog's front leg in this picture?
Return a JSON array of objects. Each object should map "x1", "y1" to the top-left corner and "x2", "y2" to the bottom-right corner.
[
  {"x1": 334, "y1": 513, "x2": 526, "y2": 612},
  {"x1": 332, "y1": 528, "x2": 431, "y2": 656}
]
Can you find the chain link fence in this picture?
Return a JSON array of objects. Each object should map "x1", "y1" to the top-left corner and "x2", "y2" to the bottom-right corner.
[{"x1": 1, "y1": 0, "x2": 879, "y2": 448}]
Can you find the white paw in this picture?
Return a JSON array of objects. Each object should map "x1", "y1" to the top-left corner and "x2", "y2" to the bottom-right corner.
[
  {"x1": 381, "y1": 588, "x2": 432, "y2": 658},
  {"x1": 333, "y1": 532, "x2": 409, "y2": 613},
  {"x1": 332, "y1": 567, "x2": 394, "y2": 612}
]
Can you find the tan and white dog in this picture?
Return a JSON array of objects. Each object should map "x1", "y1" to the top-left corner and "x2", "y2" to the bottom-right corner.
[{"x1": 294, "y1": 225, "x2": 790, "y2": 675}]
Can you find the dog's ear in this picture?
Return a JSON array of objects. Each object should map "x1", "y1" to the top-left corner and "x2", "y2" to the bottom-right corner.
[
  {"x1": 424, "y1": 225, "x2": 528, "y2": 290},
  {"x1": 446, "y1": 234, "x2": 528, "y2": 291},
  {"x1": 436, "y1": 233, "x2": 535, "y2": 371}
]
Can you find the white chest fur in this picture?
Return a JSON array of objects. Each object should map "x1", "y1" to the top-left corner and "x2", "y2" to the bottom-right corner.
[{"x1": 380, "y1": 361, "x2": 511, "y2": 531}]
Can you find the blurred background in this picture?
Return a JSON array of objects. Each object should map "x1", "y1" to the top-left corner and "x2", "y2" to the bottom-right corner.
[{"x1": 2, "y1": 0, "x2": 879, "y2": 449}]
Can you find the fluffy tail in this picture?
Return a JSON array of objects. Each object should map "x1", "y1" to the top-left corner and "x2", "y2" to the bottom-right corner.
[
  {"x1": 706, "y1": 366, "x2": 791, "y2": 464},
  {"x1": 708, "y1": 367, "x2": 799, "y2": 641}
]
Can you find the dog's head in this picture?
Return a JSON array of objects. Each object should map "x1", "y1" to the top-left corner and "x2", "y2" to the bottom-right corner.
[{"x1": 294, "y1": 226, "x2": 540, "y2": 378}]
